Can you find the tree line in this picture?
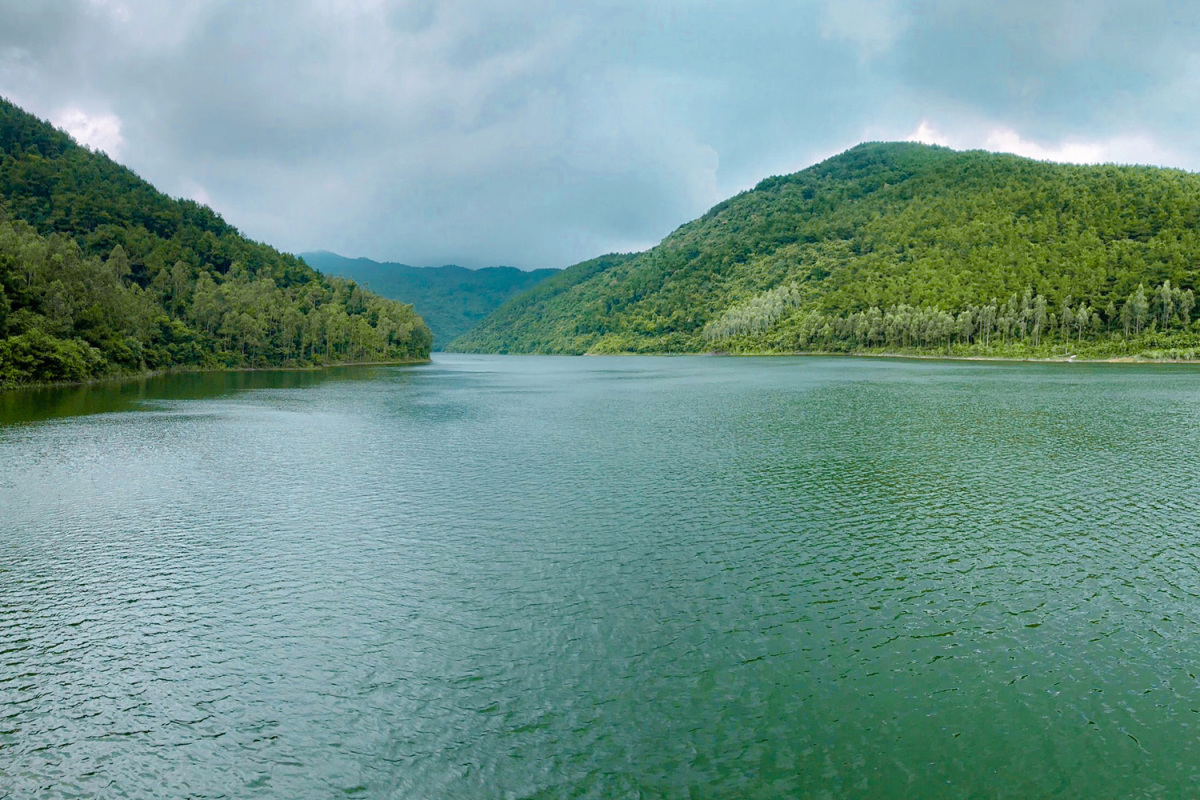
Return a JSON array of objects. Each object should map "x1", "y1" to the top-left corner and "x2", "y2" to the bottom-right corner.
[
  {"x1": 0, "y1": 218, "x2": 430, "y2": 386},
  {"x1": 703, "y1": 280, "x2": 1200, "y2": 356}
]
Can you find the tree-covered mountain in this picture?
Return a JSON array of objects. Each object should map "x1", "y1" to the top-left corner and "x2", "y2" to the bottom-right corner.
[
  {"x1": 0, "y1": 97, "x2": 431, "y2": 387},
  {"x1": 300, "y1": 251, "x2": 556, "y2": 349},
  {"x1": 451, "y1": 143, "x2": 1200, "y2": 359}
]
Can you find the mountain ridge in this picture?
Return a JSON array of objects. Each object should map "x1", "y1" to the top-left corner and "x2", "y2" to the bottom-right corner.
[{"x1": 299, "y1": 251, "x2": 557, "y2": 349}]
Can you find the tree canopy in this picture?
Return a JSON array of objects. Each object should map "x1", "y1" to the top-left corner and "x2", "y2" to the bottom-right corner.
[{"x1": 0, "y1": 97, "x2": 430, "y2": 387}]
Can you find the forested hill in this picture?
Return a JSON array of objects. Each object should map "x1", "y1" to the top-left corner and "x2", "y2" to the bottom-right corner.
[
  {"x1": 301, "y1": 251, "x2": 556, "y2": 349},
  {"x1": 0, "y1": 98, "x2": 431, "y2": 387},
  {"x1": 450, "y1": 143, "x2": 1200, "y2": 359}
]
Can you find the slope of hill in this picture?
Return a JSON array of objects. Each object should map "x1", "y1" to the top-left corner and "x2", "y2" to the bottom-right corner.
[
  {"x1": 446, "y1": 253, "x2": 637, "y2": 353},
  {"x1": 450, "y1": 143, "x2": 1200, "y2": 359},
  {"x1": 301, "y1": 251, "x2": 556, "y2": 348},
  {"x1": 0, "y1": 97, "x2": 431, "y2": 387}
]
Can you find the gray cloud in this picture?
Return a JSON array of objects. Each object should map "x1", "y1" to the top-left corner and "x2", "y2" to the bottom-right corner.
[{"x1": 2, "y1": 0, "x2": 1199, "y2": 268}]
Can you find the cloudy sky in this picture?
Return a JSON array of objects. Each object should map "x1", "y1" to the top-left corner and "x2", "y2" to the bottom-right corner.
[{"x1": 1, "y1": 1, "x2": 1198, "y2": 269}]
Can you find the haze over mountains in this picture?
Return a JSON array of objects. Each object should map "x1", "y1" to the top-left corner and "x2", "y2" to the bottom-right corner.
[
  {"x1": 453, "y1": 142, "x2": 1200, "y2": 359},
  {"x1": 300, "y1": 251, "x2": 556, "y2": 349}
]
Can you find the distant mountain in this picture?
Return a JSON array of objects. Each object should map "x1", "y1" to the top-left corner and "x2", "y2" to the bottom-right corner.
[
  {"x1": 451, "y1": 142, "x2": 1200, "y2": 359},
  {"x1": 445, "y1": 253, "x2": 638, "y2": 353},
  {"x1": 300, "y1": 251, "x2": 557, "y2": 349},
  {"x1": 0, "y1": 97, "x2": 431, "y2": 387}
]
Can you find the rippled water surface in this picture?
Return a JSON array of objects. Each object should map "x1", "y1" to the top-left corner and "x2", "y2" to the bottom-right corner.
[{"x1": 5, "y1": 355, "x2": 1200, "y2": 798}]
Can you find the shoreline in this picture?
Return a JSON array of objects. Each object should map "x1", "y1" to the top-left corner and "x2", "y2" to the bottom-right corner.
[
  {"x1": 0, "y1": 357, "x2": 432, "y2": 393},
  {"x1": 14, "y1": 350, "x2": 1196, "y2": 392},
  {"x1": 713, "y1": 350, "x2": 1191, "y2": 364},
  {"x1": 558, "y1": 349, "x2": 1200, "y2": 364}
]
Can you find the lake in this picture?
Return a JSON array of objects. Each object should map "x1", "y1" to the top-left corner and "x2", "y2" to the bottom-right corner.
[{"x1": 4, "y1": 354, "x2": 1200, "y2": 798}]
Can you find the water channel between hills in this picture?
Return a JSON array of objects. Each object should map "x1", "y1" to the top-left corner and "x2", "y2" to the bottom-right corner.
[{"x1": 3, "y1": 354, "x2": 1200, "y2": 798}]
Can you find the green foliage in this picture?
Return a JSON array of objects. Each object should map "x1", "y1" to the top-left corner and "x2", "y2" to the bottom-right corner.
[
  {"x1": 301, "y1": 251, "x2": 557, "y2": 348},
  {"x1": 0, "y1": 327, "x2": 103, "y2": 385},
  {"x1": 454, "y1": 142, "x2": 1200, "y2": 359},
  {"x1": 0, "y1": 97, "x2": 430, "y2": 386},
  {"x1": 447, "y1": 253, "x2": 638, "y2": 353},
  {"x1": 703, "y1": 280, "x2": 1200, "y2": 359},
  {"x1": 703, "y1": 283, "x2": 805, "y2": 341}
]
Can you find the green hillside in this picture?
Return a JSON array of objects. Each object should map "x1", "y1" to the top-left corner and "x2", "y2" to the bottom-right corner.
[
  {"x1": 446, "y1": 253, "x2": 637, "y2": 353},
  {"x1": 0, "y1": 98, "x2": 431, "y2": 387},
  {"x1": 301, "y1": 251, "x2": 556, "y2": 349},
  {"x1": 451, "y1": 143, "x2": 1200, "y2": 359}
]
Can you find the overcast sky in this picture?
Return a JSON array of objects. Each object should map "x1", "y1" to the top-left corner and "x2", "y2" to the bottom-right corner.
[{"x1": 1, "y1": 1, "x2": 1198, "y2": 269}]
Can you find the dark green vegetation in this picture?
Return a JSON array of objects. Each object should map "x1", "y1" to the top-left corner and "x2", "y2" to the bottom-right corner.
[
  {"x1": 0, "y1": 98, "x2": 431, "y2": 387},
  {"x1": 446, "y1": 253, "x2": 637, "y2": 353},
  {"x1": 301, "y1": 251, "x2": 555, "y2": 349},
  {"x1": 452, "y1": 142, "x2": 1200, "y2": 359}
]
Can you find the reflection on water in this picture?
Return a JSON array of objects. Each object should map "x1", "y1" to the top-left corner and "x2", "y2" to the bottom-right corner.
[
  {"x1": 0, "y1": 366, "x2": 400, "y2": 426},
  {"x1": 4, "y1": 354, "x2": 1200, "y2": 798}
]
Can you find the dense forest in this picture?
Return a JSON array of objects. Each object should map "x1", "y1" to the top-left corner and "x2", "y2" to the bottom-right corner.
[
  {"x1": 301, "y1": 251, "x2": 556, "y2": 348},
  {"x1": 451, "y1": 143, "x2": 1200, "y2": 359},
  {"x1": 0, "y1": 98, "x2": 431, "y2": 387}
]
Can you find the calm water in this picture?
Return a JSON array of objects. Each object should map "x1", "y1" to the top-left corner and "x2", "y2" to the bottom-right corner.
[{"x1": 4, "y1": 355, "x2": 1200, "y2": 798}]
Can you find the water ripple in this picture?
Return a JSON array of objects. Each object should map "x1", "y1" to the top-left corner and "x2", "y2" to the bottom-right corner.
[{"x1": 4, "y1": 356, "x2": 1200, "y2": 797}]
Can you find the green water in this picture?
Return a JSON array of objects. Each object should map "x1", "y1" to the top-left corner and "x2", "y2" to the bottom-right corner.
[{"x1": 3, "y1": 355, "x2": 1200, "y2": 798}]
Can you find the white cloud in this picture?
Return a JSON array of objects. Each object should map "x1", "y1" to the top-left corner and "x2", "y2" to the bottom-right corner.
[
  {"x1": 905, "y1": 120, "x2": 951, "y2": 147},
  {"x1": 982, "y1": 128, "x2": 1107, "y2": 163},
  {"x1": 898, "y1": 119, "x2": 1180, "y2": 168},
  {"x1": 51, "y1": 108, "x2": 124, "y2": 157},
  {"x1": 979, "y1": 127, "x2": 1185, "y2": 167}
]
